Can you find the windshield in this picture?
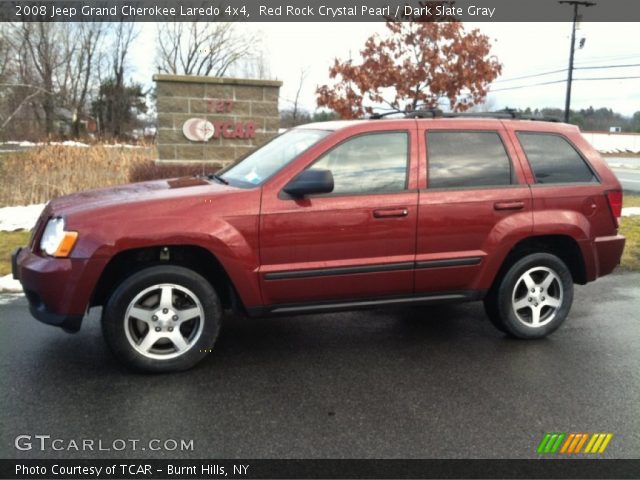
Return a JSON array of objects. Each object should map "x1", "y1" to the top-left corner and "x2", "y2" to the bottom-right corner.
[{"x1": 219, "y1": 129, "x2": 330, "y2": 187}]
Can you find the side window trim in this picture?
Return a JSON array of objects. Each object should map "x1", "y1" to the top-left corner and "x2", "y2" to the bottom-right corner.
[
  {"x1": 515, "y1": 131, "x2": 601, "y2": 185},
  {"x1": 290, "y1": 130, "x2": 412, "y2": 198},
  {"x1": 424, "y1": 129, "x2": 516, "y2": 190}
]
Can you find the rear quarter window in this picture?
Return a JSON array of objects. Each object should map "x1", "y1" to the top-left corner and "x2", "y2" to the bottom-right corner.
[{"x1": 517, "y1": 133, "x2": 597, "y2": 184}]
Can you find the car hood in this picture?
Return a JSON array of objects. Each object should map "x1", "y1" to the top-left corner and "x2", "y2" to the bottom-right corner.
[{"x1": 45, "y1": 177, "x2": 232, "y2": 218}]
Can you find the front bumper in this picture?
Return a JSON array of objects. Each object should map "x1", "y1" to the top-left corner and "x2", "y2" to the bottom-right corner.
[
  {"x1": 11, "y1": 247, "x2": 20, "y2": 279},
  {"x1": 26, "y1": 293, "x2": 84, "y2": 332},
  {"x1": 12, "y1": 247, "x2": 105, "y2": 333}
]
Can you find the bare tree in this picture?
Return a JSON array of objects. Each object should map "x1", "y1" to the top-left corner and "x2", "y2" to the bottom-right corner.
[
  {"x1": 156, "y1": 22, "x2": 253, "y2": 77},
  {"x1": 77, "y1": 23, "x2": 105, "y2": 126},
  {"x1": 56, "y1": 23, "x2": 106, "y2": 135},
  {"x1": 0, "y1": 84, "x2": 47, "y2": 132},
  {"x1": 0, "y1": 21, "x2": 140, "y2": 140},
  {"x1": 92, "y1": 21, "x2": 146, "y2": 139},
  {"x1": 112, "y1": 21, "x2": 137, "y2": 86},
  {"x1": 232, "y1": 47, "x2": 271, "y2": 80},
  {"x1": 14, "y1": 22, "x2": 70, "y2": 135},
  {"x1": 0, "y1": 25, "x2": 36, "y2": 138},
  {"x1": 292, "y1": 67, "x2": 308, "y2": 124},
  {"x1": 0, "y1": 25, "x2": 12, "y2": 82},
  {"x1": 279, "y1": 67, "x2": 310, "y2": 128}
]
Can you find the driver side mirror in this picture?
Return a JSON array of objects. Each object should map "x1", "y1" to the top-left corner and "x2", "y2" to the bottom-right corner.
[{"x1": 283, "y1": 169, "x2": 334, "y2": 198}]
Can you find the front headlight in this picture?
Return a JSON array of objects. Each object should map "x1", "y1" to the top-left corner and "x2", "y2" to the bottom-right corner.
[{"x1": 40, "y1": 218, "x2": 78, "y2": 257}]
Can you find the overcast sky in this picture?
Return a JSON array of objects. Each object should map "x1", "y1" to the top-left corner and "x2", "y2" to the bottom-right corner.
[{"x1": 131, "y1": 22, "x2": 640, "y2": 116}]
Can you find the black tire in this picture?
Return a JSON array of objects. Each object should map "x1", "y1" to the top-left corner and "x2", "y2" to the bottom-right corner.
[
  {"x1": 483, "y1": 253, "x2": 573, "y2": 339},
  {"x1": 102, "y1": 265, "x2": 221, "y2": 372},
  {"x1": 482, "y1": 288, "x2": 509, "y2": 333}
]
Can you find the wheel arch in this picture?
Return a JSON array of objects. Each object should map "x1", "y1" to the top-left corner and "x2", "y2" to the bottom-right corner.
[
  {"x1": 491, "y1": 234, "x2": 588, "y2": 292},
  {"x1": 90, "y1": 244, "x2": 245, "y2": 313}
]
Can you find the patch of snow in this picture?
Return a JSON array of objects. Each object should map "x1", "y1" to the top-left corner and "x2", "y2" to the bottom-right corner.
[
  {"x1": 1, "y1": 140, "x2": 143, "y2": 149},
  {"x1": 0, "y1": 293, "x2": 24, "y2": 303},
  {"x1": 0, "y1": 140, "x2": 37, "y2": 147},
  {"x1": 622, "y1": 207, "x2": 640, "y2": 217},
  {"x1": 54, "y1": 140, "x2": 89, "y2": 148},
  {"x1": 0, "y1": 275, "x2": 22, "y2": 294},
  {"x1": 103, "y1": 143, "x2": 143, "y2": 149},
  {"x1": 0, "y1": 203, "x2": 45, "y2": 232}
]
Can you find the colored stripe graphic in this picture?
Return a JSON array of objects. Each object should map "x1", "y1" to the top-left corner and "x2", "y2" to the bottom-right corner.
[
  {"x1": 537, "y1": 433, "x2": 565, "y2": 454},
  {"x1": 574, "y1": 433, "x2": 589, "y2": 453},
  {"x1": 539, "y1": 432, "x2": 613, "y2": 454},
  {"x1": 550, "y1": 433, "x2": 565, "y2": 453},
  {"x1": 560, "y1": 433, "x2": 575, "y2": 453},
  {"x1": 584, "y1": 434, "x2": 599, "y2": 453},
  {"x1": 568, "y1": 433, "x2": 582, "y2": 453},
  {"x1": 585, "y1": 433, "x2": 614, "y2": 454},
  {"x1": 598, "y1": 433, "x2": 614, "y2": 453},
  {"x1": 537, "y1": 433, "x2": 552, "y2": 454}
]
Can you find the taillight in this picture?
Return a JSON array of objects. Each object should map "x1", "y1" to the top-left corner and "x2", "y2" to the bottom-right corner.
[{"x1": 606, "y1": 190, "x2": 623, "y2": 226}]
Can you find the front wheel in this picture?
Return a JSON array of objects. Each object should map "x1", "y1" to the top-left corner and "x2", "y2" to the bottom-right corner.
[
  {"x1": 102, "y1": 266, "x2": 221, "y2": 372},
  {"x1": 484, "y1": 253, "x2": 573, "y2": 338}
]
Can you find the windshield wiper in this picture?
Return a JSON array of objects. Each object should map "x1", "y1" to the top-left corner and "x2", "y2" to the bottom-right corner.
[{"x1": 208, "y1": 173, "x2": 229, "y2": 185}]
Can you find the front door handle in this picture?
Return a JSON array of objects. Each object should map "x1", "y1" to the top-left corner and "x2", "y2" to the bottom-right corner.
[
  {"x1": 494, "y1": 201, "x2": 525, "y2": 211},
  {"x1": 373, "y1": 208, "x2": 409, "y2": 218}
]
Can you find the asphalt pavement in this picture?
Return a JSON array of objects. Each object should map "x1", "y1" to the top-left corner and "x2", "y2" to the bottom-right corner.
[
  {"x1": 606, "y1": 156, "x2": 640, "y2": 193},
  {"x1": 0, "y1": 272, "x2": 639, "y2": 460},
  {"x1": 612, "y1": 167, "x2": 640, "y2": 193}
]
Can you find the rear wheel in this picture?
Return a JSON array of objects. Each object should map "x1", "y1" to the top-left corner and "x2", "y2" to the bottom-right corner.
[
  {"x1": 484, "y1": 253, "x2": 573, "y2": 338},
  {"x1": 102, "y1": 265, "x2": 221, "y2": 372}
]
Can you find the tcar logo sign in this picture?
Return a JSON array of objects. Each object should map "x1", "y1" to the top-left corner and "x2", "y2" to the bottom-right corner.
[
  {"x1": 182, "y1": 118, "x2": 214, "y2": 142},
  {"x1": 182, "y1": 117, "x2": 257, "y2": 142},
  {"x1": 181, "y1": 99, "x2": 257, "y2": 142}
]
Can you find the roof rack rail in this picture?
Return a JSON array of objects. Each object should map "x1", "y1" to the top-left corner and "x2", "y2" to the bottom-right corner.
[
  {"x1": 406, "y1": 108, "x2": 443, "y2": 118},
  {"x1": 368, "y1": 107, "x2": 561, "y2": 123},
  {"x1": 369, "y1": 108, "x2": 444, "y2": 119},
  {"x1": 439, "y1": 108, "x2": 561, "y2": 122},
  {"x1": 368, "y1": 110, "x2": 405, "y2": 119}
]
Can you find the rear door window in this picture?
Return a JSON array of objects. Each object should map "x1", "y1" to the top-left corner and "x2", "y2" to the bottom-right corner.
[
  {"x1": 517, "y1": 133, "x2": 597, "y2": 184},
  {"x1": 426, "y1": 131, "x2": 513, "y2": 189}
]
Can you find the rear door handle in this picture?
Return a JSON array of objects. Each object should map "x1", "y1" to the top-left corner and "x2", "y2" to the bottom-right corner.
[
  {"x1": 494, "y1": 201, "x2": 525, "y2": 211},
  {"x1": 373, "y1": 208, "x2": 409, "y2": 218}
]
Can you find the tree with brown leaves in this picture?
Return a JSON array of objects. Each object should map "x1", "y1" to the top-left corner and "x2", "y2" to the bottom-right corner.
[{"x1": 316, "y1": 18, "x2": 502, "y2": 119}]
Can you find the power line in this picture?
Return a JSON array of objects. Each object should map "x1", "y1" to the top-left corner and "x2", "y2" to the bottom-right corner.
[
  {"x1": 489, "y1": 79, "x2": 566, "y2": 93},
  {"x1": 494, "y1": 63, "x2": 640, "y2": 85},
  {"x1": 488, "y1": 75, "x2": 640, "y2": 93},
  {"x1": 575, "y1": 63, "x2": 640, "y2": 70},
  {"x1": 491, "y1": 53, "x2": 640, "y2": 83},
  {"x1": 497, "y1": 53, "x2": 640, "y2": 77},
  {"x1": 572, "y1": 75, "x2": 640, "y2": 81},
  {"x1": 575, "y1": 53, "x2": 640, "y2": 66},
  {"x1": 493, "y1": 68, "x2": 567, "y2": 83}
]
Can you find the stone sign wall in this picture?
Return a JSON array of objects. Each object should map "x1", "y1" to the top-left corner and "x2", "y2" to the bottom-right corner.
[{"x1": 154, "y1": 74, "x2": 282, "y2": 166}]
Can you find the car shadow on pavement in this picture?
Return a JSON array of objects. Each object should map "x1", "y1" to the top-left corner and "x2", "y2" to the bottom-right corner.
[{"x1": 17, "y1": 301, "x2": 528, "y2": 377}]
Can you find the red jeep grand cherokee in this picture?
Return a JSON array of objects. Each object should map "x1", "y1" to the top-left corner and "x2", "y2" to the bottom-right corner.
[{"x1": 12, "y1": 112, "x2": 625, "y2": 372}]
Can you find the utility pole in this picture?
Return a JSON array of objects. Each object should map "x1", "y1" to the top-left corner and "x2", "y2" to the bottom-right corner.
[{"x1": 559, "y1": 1, "x2": 595, "y2": 123}]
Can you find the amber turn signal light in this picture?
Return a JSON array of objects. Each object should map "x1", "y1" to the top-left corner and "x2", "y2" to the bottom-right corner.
[{"x1": 53, "y1": 232, "x2": 78, "y2": 258}]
